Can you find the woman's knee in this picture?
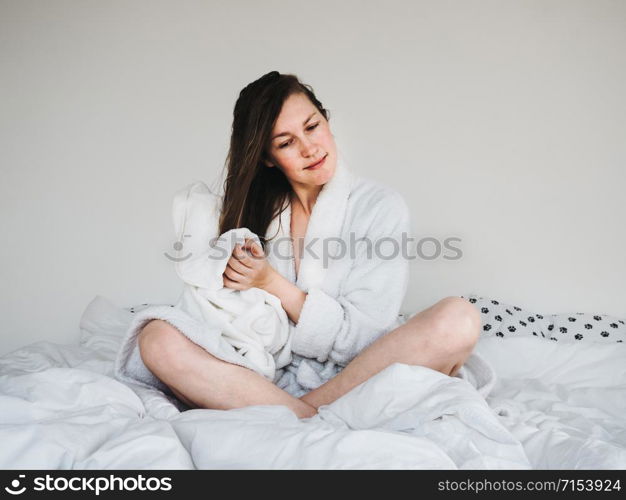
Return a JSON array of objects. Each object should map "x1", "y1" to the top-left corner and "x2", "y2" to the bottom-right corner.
[
  {"x1": 137, "y1": 319, "x2": 190, "y2": 372},
  {"x1": 428, "y1": 296, "x2": 481, "y2": 354},
  {"x1": 138, "y1": 319, "x2": 234, "y2": 378}
]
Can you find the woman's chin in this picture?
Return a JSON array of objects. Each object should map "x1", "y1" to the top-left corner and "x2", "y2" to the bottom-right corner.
[{"x1": 307, "y1": 162, "x2": 335, "y2": 185}]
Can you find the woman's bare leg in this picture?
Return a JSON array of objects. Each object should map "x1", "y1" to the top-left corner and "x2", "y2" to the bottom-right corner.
[
  {"x1": 299, "y1": 296, "x2": 481, "y2": 410},
  {"x1": 137, "y1": 320, "x2": 317, "y2": 418}
]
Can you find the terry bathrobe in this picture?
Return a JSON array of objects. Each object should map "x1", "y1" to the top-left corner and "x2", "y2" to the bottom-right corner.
[
  {"x1": 266, "y1": 154, "x2": 411, "y2": 396},
  {"x1": 114, "y1": 152, "x2": 412, "y2": 401}
]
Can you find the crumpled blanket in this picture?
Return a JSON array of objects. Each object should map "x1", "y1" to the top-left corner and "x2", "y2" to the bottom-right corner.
[
  {"x1": 6, "y1": 294, "x2": 620, "y2": 469},
  {"x1": 169, "y1": 361, "x2": 527, "y2": 469}
]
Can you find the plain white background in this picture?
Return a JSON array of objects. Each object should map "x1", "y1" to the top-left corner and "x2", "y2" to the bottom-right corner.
[{"x1": 1, "y1": 0, "x2": 625, "y2": 356}]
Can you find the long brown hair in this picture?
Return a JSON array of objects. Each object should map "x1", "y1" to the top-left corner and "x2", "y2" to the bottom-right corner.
[{"x1": 218, "y1": 71, "x2": 330, "y2": 246}]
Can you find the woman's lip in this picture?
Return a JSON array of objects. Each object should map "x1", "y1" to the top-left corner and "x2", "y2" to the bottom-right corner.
[{"x1": 305, "y1": 154, "x2": 327, "y2": 169}]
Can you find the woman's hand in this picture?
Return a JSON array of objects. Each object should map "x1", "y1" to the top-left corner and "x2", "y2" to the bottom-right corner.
[
  {"x1": 223, "y1": 237, "x2": 307, "y2": 322},
  {"x1": 223, "y1": 238, "x2": 277, "y2": 291}
]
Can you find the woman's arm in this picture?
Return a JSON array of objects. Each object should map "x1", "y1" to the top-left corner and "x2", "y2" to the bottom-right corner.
[
  {"x1": 262, "y1": 271, "x2": 307, "y2": 323},
  {"x1": 286, "y1": 189, "x2": 411, "y2": 366},
  {"x1": 223, "y1": 187, "x2": 411, "y2": 365},
  {"x1": 223, "y1": 241, "x2": 307, "y2": 323}
]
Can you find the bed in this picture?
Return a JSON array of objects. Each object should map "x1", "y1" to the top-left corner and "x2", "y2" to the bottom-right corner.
[{"x1": 1, "y1": 295, "x2": 624, "y2": 469}]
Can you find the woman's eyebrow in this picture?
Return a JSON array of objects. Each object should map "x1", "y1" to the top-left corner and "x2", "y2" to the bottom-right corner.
[{"x1": 272, "y1": 112, "x2": 318, "y2": 140}]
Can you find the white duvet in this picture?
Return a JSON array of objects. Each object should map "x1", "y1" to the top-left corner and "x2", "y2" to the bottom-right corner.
[{"x1": 0, "y1": 296, "x2": 624, "y2": 469}]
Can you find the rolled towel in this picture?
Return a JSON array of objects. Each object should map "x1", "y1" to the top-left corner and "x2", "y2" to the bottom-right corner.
[{"x1": 114, "y1": 181, "x2": 292, "y2": 396}]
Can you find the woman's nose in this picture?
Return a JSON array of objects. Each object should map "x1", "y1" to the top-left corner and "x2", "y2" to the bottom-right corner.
[{"x1": 300, "y1": 137, "x2": 318, "y2": 156}]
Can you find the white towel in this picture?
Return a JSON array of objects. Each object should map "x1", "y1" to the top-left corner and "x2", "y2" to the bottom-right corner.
[
  {"x1": 174, "y1": 225, "x2": 292, "y2": 379},
  {"x1": 114, "y1": 182, "x2": 292, "y2": 395}
]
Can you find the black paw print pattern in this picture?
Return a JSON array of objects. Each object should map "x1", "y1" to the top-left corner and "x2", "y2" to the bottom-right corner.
[
  {"x1": 550, "y1": 309, "x2": 626, "y2": 344},
  {"x1": 460, "y1": 294, "x2": 626, "y2": 344},
  {"x1": 460, "y1": 294, "x2": 550, "y2": 341}
]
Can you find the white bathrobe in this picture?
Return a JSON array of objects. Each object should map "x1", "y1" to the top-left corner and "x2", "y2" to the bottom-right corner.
[
  {"x1": 114, "y1": 152, "x2": 411, "y2": 400},
  {"x1": 265, "y1": 153, "x2": 411, "y2": 396}
]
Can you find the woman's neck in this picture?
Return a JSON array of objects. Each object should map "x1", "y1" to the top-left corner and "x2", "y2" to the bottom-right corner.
[{"x1": 291, "y1": 184, "x2": 322, "y2": 216}]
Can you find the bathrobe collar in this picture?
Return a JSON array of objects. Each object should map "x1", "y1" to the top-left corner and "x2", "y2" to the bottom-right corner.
[{"x1": 266, "y1": 153, "x2": 354, "y2": 292}]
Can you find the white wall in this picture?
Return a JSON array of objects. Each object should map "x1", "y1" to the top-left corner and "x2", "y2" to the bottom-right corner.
[{"x1": 1, "y1": 0, "x2": 625, "y2": 356}]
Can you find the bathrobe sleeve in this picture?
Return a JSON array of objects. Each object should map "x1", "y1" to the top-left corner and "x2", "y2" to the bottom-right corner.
[{"x1": 290, "y1": 189, "x2": 411, "y2": 365}]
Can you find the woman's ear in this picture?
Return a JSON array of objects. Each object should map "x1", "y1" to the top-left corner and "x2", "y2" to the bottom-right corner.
[{"x1": 262, "y1": 155, "x2": 275, "y2": 168}]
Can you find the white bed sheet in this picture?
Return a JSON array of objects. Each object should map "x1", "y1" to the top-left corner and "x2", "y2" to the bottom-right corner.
[{"x1": 0, "y1": 296, "x2": 624, "y2": 469}]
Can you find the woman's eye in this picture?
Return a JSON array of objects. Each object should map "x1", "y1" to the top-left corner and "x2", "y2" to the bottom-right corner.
[{"x1": 278, "y1": 124, "x2": 319, "y2": 148}]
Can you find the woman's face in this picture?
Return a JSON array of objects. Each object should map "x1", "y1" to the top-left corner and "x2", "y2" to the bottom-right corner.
[{"x1": 264, "y1": 92, "x2": 337, "y2": 190}]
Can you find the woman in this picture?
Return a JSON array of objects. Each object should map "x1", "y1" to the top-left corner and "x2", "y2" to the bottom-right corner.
[{"x1": 138, "y1": 71, "x2": 481, "y2": 418}]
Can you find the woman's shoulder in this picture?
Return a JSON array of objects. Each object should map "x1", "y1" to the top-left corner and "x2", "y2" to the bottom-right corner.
[{"x1": 348, "y1": 175, "x2": 409, "y2": 217}]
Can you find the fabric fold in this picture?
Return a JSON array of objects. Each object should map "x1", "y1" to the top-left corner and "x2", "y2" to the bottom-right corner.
[
  {"x1": 114, "y1": 182, "x2": 292, "y2": 391},
  {"x1": 115, "y1": 152, "x2": 412, "y2": 400}
]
